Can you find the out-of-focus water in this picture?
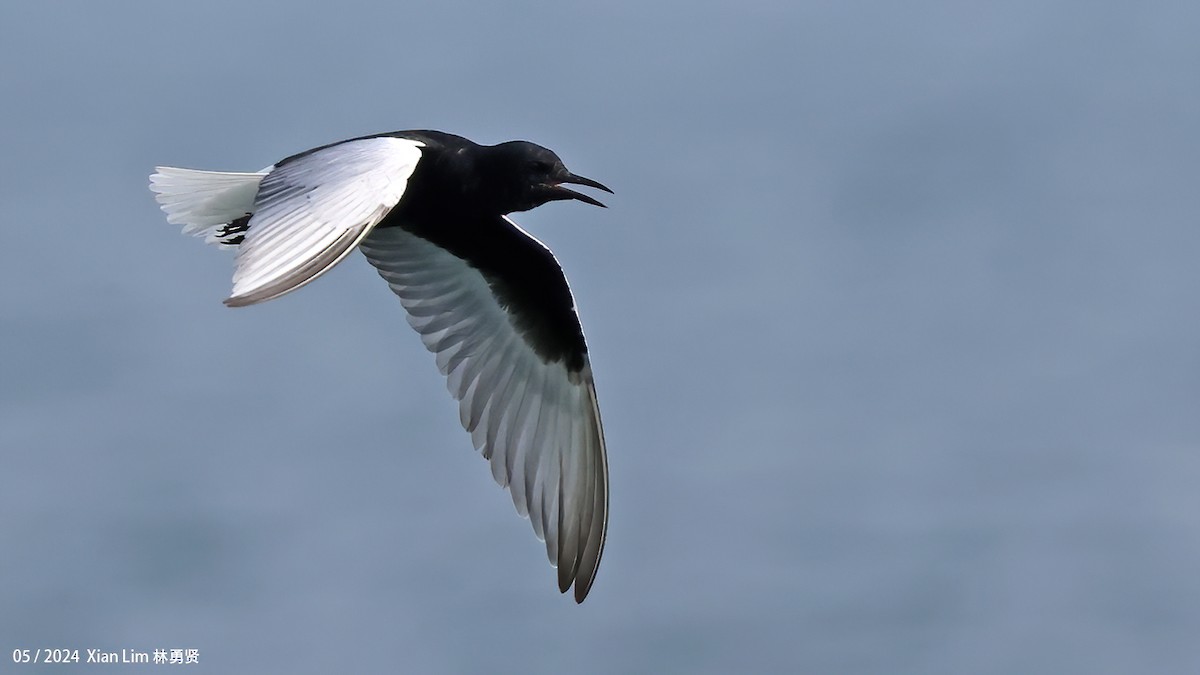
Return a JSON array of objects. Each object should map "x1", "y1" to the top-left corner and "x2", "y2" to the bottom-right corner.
[{"x1": 2, "y1": 2, "x2": 1198, "y2": 673}]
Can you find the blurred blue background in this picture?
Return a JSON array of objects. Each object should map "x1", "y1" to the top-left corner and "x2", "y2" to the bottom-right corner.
[{"x1": 2, "y1": 1, "x2": 1198, "y2": 673}]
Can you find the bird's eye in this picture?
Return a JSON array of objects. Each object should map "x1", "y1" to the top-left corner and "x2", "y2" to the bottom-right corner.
[{"x1": 530, "y1": 160, "x2": 552, "y2": 173}]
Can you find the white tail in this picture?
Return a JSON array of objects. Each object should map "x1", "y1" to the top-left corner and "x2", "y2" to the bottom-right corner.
[{"x1": 149, "y1": 166, "x2": 271, "y2": 246}]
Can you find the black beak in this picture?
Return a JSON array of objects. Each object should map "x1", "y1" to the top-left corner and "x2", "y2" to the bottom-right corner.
[{"x1": 546, "y1": 172, "x2": 614, "y2": 208}]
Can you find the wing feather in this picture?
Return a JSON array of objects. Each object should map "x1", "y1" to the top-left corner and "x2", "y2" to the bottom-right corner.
[
  {"x1": 358, "y1": 224, "x2": 609, "y2": 601},
  {"x1": 224, "y1": 136, "x2": 423, "y2": 307}
]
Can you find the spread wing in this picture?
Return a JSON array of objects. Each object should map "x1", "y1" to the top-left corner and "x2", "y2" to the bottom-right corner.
[
  {"x1": 359, "y1": 218, "x2": 609, "y2": 602},
  {"x1": 225, "y1": 136, "x2": 424, "y2": 306}
]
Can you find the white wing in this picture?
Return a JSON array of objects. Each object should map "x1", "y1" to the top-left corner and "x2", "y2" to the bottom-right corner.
[
  {"x1": 226, "y1": 136, "x2": 424, "y2": 307},
  {"x1": 359, "y1": 222, "x2": 609, "y2": 602}
]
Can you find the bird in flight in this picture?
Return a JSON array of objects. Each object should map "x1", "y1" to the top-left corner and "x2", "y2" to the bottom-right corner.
[{"x1": 149, "y1": 130, "x2": 611, "y2": 602}]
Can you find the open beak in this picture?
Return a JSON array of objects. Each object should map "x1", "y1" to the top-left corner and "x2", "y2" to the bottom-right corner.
[{"x1": 545, "y1": 172, "x2": 614, "y2": 208}]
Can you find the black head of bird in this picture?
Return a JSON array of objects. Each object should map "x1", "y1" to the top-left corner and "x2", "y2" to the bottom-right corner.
[{"x1": 485, "y1": 140, "x2": 613, "y2": 214}]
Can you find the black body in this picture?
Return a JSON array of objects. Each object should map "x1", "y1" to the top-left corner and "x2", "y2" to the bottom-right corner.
[{"x1": 277, "y1": 130, "x2": 610, "y2": 373}]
